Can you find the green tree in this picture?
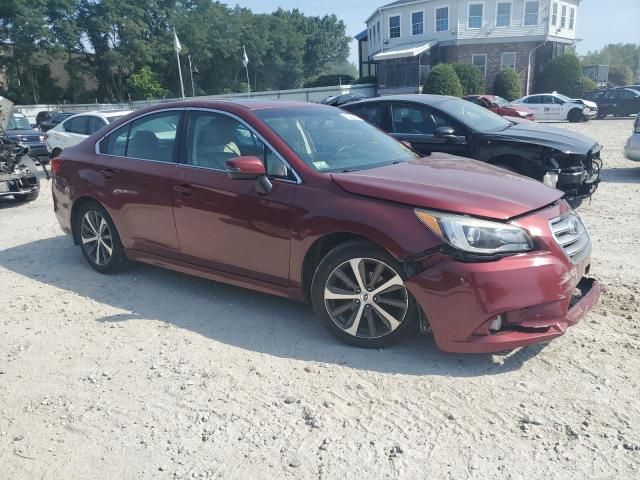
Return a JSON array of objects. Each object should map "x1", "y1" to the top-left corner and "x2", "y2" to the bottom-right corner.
[
  {"x1": 607, "y1": 65, "x2": 633, "y2": 86},
  {"x1": 535, "y1": 54, "x2": 592, "y2": 98},
  {"x1": 494, "y1": 69, "x2": 521, "y2": 101},
  {"x1": 581, "y1": 43, "x2": 640, "y2": 81},
  {"x1": 127, "y1": 66, "x2": 168, "y2": 100},
  {"x1": 452, "y1": 63, "x2": 484, "y2": 95},
  {"x1": 423, "y1": 64, "x2": 463, "y2": 97}
]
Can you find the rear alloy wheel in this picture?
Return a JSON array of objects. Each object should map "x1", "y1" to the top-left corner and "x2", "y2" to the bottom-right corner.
[
  {"x1": 76, "y1": 202, "x2": 128, "y2": 273},
  {"x1": 311, "y1": 242, "x2": 418, "y2": 348}
]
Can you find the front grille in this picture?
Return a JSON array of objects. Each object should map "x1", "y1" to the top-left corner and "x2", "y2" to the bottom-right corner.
[{"x1": 549, "y1": 213, "x2": 591, "y2": 265}]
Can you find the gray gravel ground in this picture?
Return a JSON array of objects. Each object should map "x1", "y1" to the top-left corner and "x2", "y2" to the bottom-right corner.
[{"x1": 0, "y1": 118, "x2": 639, "y2": 479}]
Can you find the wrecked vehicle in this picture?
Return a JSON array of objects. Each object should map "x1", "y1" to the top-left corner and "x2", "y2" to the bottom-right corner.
[
  {"x1": 0, "y1": 97, "x2": 41, "y2": 202},
  {"x1": 343, "y1": 95, "x2": 602, "y2": 206}
]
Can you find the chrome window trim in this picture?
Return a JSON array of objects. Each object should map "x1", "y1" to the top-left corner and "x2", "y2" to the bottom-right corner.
[{"x1": 94, "y1": 106, "x2": 302, "y2": 184}]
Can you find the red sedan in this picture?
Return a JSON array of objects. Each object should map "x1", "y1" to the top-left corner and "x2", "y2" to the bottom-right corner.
[
  {"x1": 51, "y1": 100, "x2": 600, "y2": 353},
  {"x1": 464, "y1": 95, "x2": 535, "y2": 120}
]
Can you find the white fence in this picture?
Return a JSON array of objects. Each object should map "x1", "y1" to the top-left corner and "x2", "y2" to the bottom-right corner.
[{"x1": 15, "y1": 84, "x2": 377, "y2": 125}]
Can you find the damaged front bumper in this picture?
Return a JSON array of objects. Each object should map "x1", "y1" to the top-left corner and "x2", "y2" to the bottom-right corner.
[
  {"x1": 0, "y1": 170, "x2": 39, "y2": 197},
  {"x1": 404, "y1": 201, "x2": 601, "y2": 353}
]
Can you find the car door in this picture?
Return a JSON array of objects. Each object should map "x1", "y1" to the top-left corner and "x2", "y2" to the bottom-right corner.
[
  {"x1": 599, "y1": 90, "x2": 618, "y2": 116},
  {"x1": 95, "y1": 109, "x2": 183, "y2": 259},
  {"x1": 520, "y1": 96, "x2": 544, "y2": 119},
  {"x1": 388, "y1": 102, "x2": 468, "y2": 157},
  {"x1": 172, "y1": 109, "x2": 296, "y2": 286},
  {"x1": 621, "y1": 89, "x2": 640, "y2": 116},
  {"x1": 58, "y1": 115, "x2": 90, "y2": 149}
]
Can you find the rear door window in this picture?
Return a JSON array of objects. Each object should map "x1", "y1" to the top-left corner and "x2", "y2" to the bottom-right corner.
[
  {"x1": 99, "y1": 124, "x2": 130, "y2": 156},
  {"x1": 391, "y1": 104, "x2": 455, "y2": 135},
  {"x1": 127, "y1": 111, "x2": 181, "y2": 162},
  {"x1": 88, "y1": 116, "x2": 108, "y2": 135},
  {"x1": 64, "y1": 115, "x2": 90, "y2": 134},
  {"x1": 344, "y1": 104, "x2": 385, "y2": 128}
]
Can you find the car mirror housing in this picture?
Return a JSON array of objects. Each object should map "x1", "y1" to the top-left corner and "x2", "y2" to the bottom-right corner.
[
  {"x1": 434, "y1": 126, "x2": 457, "y2": 139},
  {"x1": 226, "y1": 156, "x2": 267, "y2": 180}
]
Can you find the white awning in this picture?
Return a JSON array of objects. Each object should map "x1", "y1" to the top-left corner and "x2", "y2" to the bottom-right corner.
[{"x1": 373, "y1": 40, "x2": 438, "y2": 61}]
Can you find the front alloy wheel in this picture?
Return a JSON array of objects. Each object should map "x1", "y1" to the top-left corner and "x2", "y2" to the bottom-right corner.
[
  {"x1": 325, "y1": 258, "x2": 409, "y2": 338},
  {"x1": 311, "y1": 241, "x2": 418, "y2": 348}
]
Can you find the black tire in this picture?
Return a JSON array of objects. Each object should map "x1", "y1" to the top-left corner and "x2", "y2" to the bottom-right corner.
[
  {"x1": 75, "y1": 201, "x2": 128, "y2": 274},
  {"x1": 310, "y1": 240, "x2": 418, "y2": 348},
  {"x1": 568, "y1": 109, "x2": 583, "y2": 123}
]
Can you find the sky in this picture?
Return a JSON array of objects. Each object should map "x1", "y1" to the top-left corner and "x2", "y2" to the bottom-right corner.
[{"x1": 231, "y1": 0, "x2": 640, "y2": 65}]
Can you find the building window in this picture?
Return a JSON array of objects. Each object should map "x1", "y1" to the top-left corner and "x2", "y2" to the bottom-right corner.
[
  {"x1": 389, "y1": 15, "x2": 400, "y2": 38},
  {"x1": 560, "y1": 5, "x2": 567, "y2": 28},
  {"x1": 496, "y1": 2, "x2": 511, "y2": 28},
  {"x1": 569, "y1": 7, "x2": 575, "y2": 29},
  {"x1": 501, "y1": 52, "x2": 516, "y2": 70},
  {"x1": 524, "y1": 1, "x2": 539, "y2": 26},
  {"x1": 435, "y1": 6, "x2": 449, "y2": 32},
  {"x1": 551, "y1": 2, "x2": 558, "y2": 26},
  {"x1": 468, "y1": 4, "x2": 483, "y2": 29},
  {"x1": 377, "y1": 21, "x2": 380, "y2": 41},
  {"x1": 411, "y1": 11, "x2": 424, "y2": 35},
  {"x1": 472, "y1": 54, "x2": 487, "y2": 77}
]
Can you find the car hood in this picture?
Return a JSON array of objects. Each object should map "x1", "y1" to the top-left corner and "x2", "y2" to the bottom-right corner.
[
  {"x1": 483, "y1": 122, "x2": 598, "y2": 154},
  {"x1": 331, "y1": 154, "x2": 563, "y2": 221},
  {"x1": 7, "y1": 129, "x2": 41, "y2": 137}
]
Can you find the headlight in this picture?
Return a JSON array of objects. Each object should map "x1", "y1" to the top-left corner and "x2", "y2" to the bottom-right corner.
[
  {"x1": 415, "y1": 210, "x2": 534, "y2": 255},
  {"x1": 517, "y1": 111, "x2": 528, "y2": 117},
  {"x1": 39, "y1": 135, "x2": 45, "y2": 142}
]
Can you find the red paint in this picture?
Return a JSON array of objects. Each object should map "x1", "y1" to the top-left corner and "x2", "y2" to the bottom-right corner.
[
  {"x1": 464, "y1": 95, "x2": 535, "y2": 120},
  {"x1": 52, "y1": 99, "x2": 600, "y2": 353}
]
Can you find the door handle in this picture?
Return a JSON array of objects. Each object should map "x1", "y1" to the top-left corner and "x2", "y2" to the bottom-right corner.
[
  {"x1": 174, "y1": 182, "x2": 194, "y2": 197},
  {"x1": 100, "y1": 168, "x2": 116, "y2": 179}
]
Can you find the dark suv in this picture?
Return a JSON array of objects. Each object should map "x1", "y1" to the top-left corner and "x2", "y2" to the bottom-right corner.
[{"x1": 343, "y1": 95, "x2": 602, "y2": 204}]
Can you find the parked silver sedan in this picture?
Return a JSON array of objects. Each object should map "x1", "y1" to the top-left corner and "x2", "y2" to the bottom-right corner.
[{"x1": 625, "y1": 116, "x2": 640, "y2": 161}]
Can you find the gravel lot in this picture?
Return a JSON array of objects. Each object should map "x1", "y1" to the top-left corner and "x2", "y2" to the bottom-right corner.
[{"x1": 1, "y1": 118, "x2": 639, "y2": 479}]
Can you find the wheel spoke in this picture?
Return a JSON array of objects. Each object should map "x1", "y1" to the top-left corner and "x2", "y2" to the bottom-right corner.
[
  {"x1": 372, "y1": 303, "x2": 401, "y2": 332},
  {"x1": 330, "y1": 301, "x2": 357, "y2": 317},
  {"x1": 344, "y1": 302, "x2": 365, "y2": 336},
  {"x1": 367, "y1": 262, "x2": 385, "y2": 290},
  {"x1": 95, "y1": 240, "x2": 102, "y2": 264},
  {"x1": 324, "y1": 287, "x2": 359, "y2": 301},
  {"x1": 333, "y1": 268, "x2": 357, "y2": 291},
  {"x1": 101, "y1": 240, "x2": 113, "y2": 256},
  {"x1": 99, "y1": 217, "x2": 109, "y2": 236},
  {"x1": 84, "y1": 214, "x2": 98, "y2": 236},
  {"x1": 377, "y1": 297, "x2": 407, "y2": 309},
  {"x1": 82, "y1": 235, "x2": 98, "y2": 245},
  {"x1": 349, "y1": 258, "x2": 366, "y2": 291},
  {"x1": 365, "y1": 308, "x2": 377, "y2": 337},
  {"x1": 371, "y1": 274, "x2": 404, "y2": 296}
]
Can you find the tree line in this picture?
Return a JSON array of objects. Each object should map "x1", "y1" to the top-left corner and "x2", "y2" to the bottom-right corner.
[{"x1": 0, "y1": 0, "x2": 353, "y2": 104}]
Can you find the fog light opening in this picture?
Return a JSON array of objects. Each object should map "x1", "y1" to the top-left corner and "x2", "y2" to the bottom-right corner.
[
  {"x1": 489, "y1": 315, "x2": 504, "y2": 333},
  {"x1": 543, "y1": 171, "x2": 559, "y2": 189}
]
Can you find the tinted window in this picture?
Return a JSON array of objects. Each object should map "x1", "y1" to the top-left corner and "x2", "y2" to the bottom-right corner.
[
  {"x1": 345, "y1": 104, "x2": 385, "y2": 128},
  {"x1": 88, "y1": 117, "x2": 108, "y2": 135},
  {"x1": 255, "y1": 107, "x2": 417, "y2": 173},
  {"x1": 522, "y1": 96, "x2": 539, "y2": 104},
  {"x1": 7, "y1": 115, "x2": 32, "y2": 130},
  {"x1": 391, "y1": 104, "x2": 453, "y2": 135},
  {"x1": 622, "y1": 89, "x2": 638, "y2": 100},
  {"x1": 64, "y1": 115, "x2": 90, "y2": 134},
  {"x1": 127, "y1": 111, "x2": 180, "y2": 162},
  {"x1": 436, "y1": 98, "x2": 511, "y2": 132},
  {"x1": 186, "y1": 111, "x2": 292, "y2": 179},
  {"x1": 100, "y1": 124, "x2": 129, "y2": 156}
]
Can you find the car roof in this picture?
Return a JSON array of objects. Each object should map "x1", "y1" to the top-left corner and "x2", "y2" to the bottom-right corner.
[{"x1": 345, "y1": 94, "x2": 459, "y2": 107}]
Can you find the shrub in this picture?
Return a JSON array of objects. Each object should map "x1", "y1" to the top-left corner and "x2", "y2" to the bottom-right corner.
[
  {"x1": 303, "y1": 74, "x2": 355, "y2": 88},
  {"x1": 494, "y1": 69, "x2": 522, "y2": 101},
  {"x1": 452, "y1": 63, "x2": 484, "y2": 95},
  {"x1": 354, "y1": 75, "x2": 378, "y2": 85},
  {"x1": 422, "y1": 64, "x2": 463, "y2": 97},
  {"x1": 608, "y1": 65, "x2": 633, "y2": 86},
  {"x1": 127, "y1": 67, "x2": 168, "y2": 100},
  {"x1": 535, "y1": 54, "x2": 591, "y2": 98},
  {"x1": 579, "y1": 77, "x2": 597, "y2": 96}
]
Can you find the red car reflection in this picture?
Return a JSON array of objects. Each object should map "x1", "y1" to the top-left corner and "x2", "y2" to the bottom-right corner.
[
  {"x1": 464, "y1": 95, "x2": 535, "y2": 120},
  {"x1": 51, "y1": 100, "x2": 599, "y2": 353}
]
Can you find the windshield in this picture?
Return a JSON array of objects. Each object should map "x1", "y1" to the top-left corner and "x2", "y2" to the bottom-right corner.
[
  {"x1": 555, "y1": 93, "x2": 575, "y2": 102},
  {"x1": 7, "y1": 115, "x2": 32, "y2": 130},
  {"x1": 493, "y1": 96, "x2": 509, "y2": 107},
  {"x1": 255, "y1": 107, "x2": 417, "y2": 172},
  {"x1": 437, "y1": 98, "x2": 511, "y2": 132}
]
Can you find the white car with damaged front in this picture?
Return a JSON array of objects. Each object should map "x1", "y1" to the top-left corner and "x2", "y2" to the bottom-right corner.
[{"x1": 511, "y1": 93, "x2": 598, "y2": 123}]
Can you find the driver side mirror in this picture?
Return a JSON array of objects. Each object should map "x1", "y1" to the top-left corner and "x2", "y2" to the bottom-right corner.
[
  {"x1": 434, "y1": 126, "x2": 457, "y2": 140},
  {"x1": 226, "y1": 156, "x2": 272, "y2": 194}
]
